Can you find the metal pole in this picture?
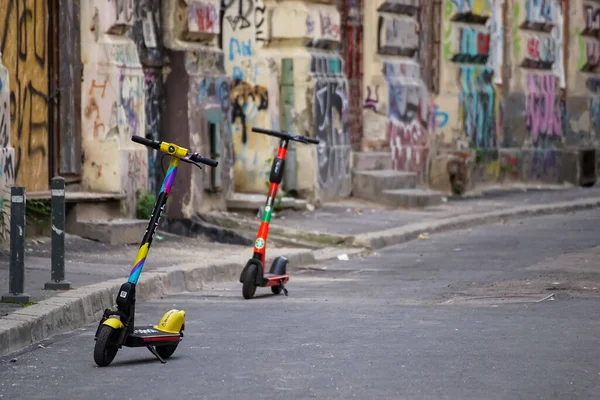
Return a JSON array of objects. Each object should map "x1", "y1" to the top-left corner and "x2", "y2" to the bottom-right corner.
[
  {"x1": 45, "y1": 177, "x2": 71, "y2": 290},
  {"x1": 1, "y1": 187, "x2": 30, "y2": 303}
]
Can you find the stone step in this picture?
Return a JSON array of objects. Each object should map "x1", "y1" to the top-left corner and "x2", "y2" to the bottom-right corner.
[
  {"x1": 352, "y1": 170, "x2": 417, "y2": 202},
  {"x1": 69, "y1": 219, "x2": 147, "y2": 246},
  {"x1": 381, "y1": 189, "x2": 445, "y2": 208},
  {"x1": 226, "y1": 192, "x2": 308, "y2": 212},
  {"x1": 352, "y1": 152, "x2": 392, "y2": 171}
]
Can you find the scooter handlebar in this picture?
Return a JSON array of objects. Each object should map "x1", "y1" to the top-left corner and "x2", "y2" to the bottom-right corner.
[
  {"x1": 251, "y1": 127, "x2": 319, "y2": 145},
  {"x1": 131, "y1": 135, "x2": 160, "y2": 150},
  {"x1": 132, "y1": 135, "x2": 218, "y2": 168},
  {"x1": 189, "y1": 153, "x2": 219, "y2": 168}
]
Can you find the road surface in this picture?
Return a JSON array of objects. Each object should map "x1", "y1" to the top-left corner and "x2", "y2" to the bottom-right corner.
[{"x1": 2, "y1": 210, "x2": 600, "y2": 399}]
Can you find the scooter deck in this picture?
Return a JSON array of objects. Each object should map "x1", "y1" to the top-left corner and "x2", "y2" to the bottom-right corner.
[
  {"x1": 263, "y1": 273, "x2": 289, "y2": 287},
  {"x1": 124, "y1": 326, "x2": 182, "y2": 348}
]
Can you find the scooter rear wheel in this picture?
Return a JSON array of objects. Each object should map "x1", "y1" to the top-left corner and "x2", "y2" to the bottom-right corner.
[
  {"x1": 94, "y1": 325, "x2": 119, "y2": 367},
  {"x1": 156, "y1": 344, "x2": 178, "y2": 359},
  {"x1": 242, "y1": 264, "x2": 258, "y2": 299},
  {"x1": 271, "y1": 285, "x2": 282, "y2": 295}
]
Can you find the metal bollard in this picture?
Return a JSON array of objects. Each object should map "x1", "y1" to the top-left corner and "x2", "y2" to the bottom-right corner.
[
  {"x1": 1, "y1": 187, "x2": 30, "y2": 303},
  {"x1": 44, "y1": 177, "x2": 71, "y2": 290}
]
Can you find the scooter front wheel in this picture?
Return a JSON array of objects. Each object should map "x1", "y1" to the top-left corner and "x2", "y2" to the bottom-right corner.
[
  {"x1": 242, "y1": 264, "x2": 258, "y2": 299},
  {"x1": 94, "y1": 325, "x2": 120, "y2": 367}
]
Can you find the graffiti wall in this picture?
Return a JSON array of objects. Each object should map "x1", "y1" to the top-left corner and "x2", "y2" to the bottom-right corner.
[
  {"x1": 221, "y1": 0, "x2": 275, "y2": 193},
  {"x1": 566, "y1": 1, "x2": 600, "y2": 152},
  {"x1": 362, "y1": 0, "x2": 429, "y2": 179},
  {"x1": 514, "y1": 0, "x2": 565, "y2": 149},
  {"x1": 440, "y1": 0, "x2": 501, "y2": 149},
  {"x1": 0, "y1": 57, "x2": 15, "y2": 205},
  {"x1": 384, "y1": 61, "x2": 429, "y2": 179},
  {"x1": 0, "y1": 0, "x2": 50, "y2": 191},
  {"x1": 310, "y1": 52, "x2": 352, "y2": 199},
  {"x1": 81, "y1": 0, "x2": 148, "y2": 217}
]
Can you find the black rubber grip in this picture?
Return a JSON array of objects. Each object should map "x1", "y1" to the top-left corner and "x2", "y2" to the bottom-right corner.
[
  {"x1": 190, "y1": 153, "x2": 218, "y2": 167},
  {"x1": 131, "y1": 135, "x2": 160, "y2": 150},
  {"x1": 303, "y1": 136, "x2": 320, "y2": 145}
]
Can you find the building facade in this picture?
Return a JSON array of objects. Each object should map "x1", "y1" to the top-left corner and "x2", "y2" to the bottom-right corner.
[{"x1": 0, "y1": 0, "x2": 597, "y2": 222}]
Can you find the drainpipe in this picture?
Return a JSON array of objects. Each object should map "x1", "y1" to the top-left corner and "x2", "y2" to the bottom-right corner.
[{"x1": 281, "y1": 58, "x2": 298, "y2": 194}]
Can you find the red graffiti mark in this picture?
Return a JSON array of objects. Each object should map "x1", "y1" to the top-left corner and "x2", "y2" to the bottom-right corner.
[
  {"x1": 190, "y1": 2, "x2": 218, "y2": 33},
  {"x1": 527, "y1": 36, "x2": 540, "y2": 60},
  {"x1": 477, "y1": 32, "x2": 490, "y2": 55},
  {"x1": 319, "y1": 12, "x2": 340, "y2": 39},
  {"x1": 388, "y1": 121, "x2": 428, "y2": 177}
]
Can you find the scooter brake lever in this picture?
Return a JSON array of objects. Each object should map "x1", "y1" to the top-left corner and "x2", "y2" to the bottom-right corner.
[{"x1": 181, "y1": 157, "x2": 203, "y2": 169}]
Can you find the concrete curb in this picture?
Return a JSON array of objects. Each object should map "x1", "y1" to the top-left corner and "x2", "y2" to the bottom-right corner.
[
  {"x1": 199, "y1": 212, "x2": 354, "y2": 248},
  {"x1": 353, "y1": 198, "x2": 600, "y2": 249},
  {"x1": 202, "y1": 197, "x2": 600, "y2": 250},
  {"x1": 0, "y1": 248, "x2": 318, "y2": 358}
]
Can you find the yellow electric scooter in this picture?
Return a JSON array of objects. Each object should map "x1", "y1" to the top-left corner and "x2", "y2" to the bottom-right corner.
[{"x1": 93, "y1": 135, "x2": 218, "y2": 367}]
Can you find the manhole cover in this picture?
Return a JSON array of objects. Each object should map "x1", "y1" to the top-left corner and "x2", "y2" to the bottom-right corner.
[{"x1": 443, "y1": 293, "x2": 555, "y2": 305}]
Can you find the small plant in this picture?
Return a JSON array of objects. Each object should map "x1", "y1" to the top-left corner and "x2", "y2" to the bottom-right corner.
[
  {"x1": 26, "y1": 199, "x2": 51, "y2": 227},
  {"x1": 136, "y1": 190, "x2": 157, "y2": 220}
]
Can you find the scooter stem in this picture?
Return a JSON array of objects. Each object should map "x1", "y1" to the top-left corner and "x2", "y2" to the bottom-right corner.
[{"x1": 253, "y1": 139, "x2": 289, "y2": 266}]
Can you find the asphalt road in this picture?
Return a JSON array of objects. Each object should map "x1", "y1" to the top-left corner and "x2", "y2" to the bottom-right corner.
[{"x1": 2, "y1": 210, "x2": 600, "y2": 399}]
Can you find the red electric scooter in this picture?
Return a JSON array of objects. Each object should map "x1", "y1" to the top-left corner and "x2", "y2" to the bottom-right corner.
[{"x1": 239, "y1": 127, "x2": 320, "y2": 299}]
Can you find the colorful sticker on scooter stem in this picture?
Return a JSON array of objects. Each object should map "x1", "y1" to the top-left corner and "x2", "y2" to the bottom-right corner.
[
  {"x1": 255, "y1": 238, "x2": 265, "y2": 249},
  {"x1": 261, "y1": 205, "x2": 273, "y2": 223}
]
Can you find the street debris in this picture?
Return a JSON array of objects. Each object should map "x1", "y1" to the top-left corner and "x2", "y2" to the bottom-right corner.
[
  {"x1": 337, "y1": 254, "x2": 349, "y2": 261},
  {"x1": 418, "y1": 233, "x2": 430, "y2": 240},
  {"x1": 537, "y1": 293, "x2": 555, "y2": 302},
  {"x1": 307, "y1": 203, "x2": 315, "y2": 211}
]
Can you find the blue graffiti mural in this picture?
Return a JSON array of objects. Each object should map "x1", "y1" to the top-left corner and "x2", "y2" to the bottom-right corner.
[{"x1": 458, "y1": 66, "x2": 497, "y2": 148}]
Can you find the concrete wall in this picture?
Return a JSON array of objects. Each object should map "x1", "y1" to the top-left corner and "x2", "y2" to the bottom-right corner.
[
  {"x1": 362, "y1": 0, "x2": 430, "y2": 182},
  {"x1": 428, "y1": 0, "x2": 589, "y2": 194},
  {"x1": 81, "y1": 0, "x2": 148, "y2": 217},
  {"x1": 0, "y1": 2, "x2": 49, "y2": 192}
]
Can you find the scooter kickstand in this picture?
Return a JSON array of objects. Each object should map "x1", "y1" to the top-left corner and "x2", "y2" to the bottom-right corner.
[
  {"x1": 146, "y1": 345, "x2": 167, "y2": 364},
  {"x1": 279, "y1": 279, "x2": 289, "y2": 296}
]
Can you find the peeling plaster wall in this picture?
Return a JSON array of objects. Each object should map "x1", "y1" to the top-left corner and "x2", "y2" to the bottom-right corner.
[
  {"x1": 567, "y1": 1, "x2": 600, "y2": 151},
  {"x1": 429, "y1": 0, "x2": 587, "y2": 194},
  {"x1": 269, "y1": 0, "x2": 352, "y2": 203},
  {"x1": 81, "y1": 0, "x2": 148, "y2": 217},
  {"x1": 362, "y1": 0, "x2": 430, "y2": 182},
  {"x1": 161, "y1": 0, "x2": 233, "y2": 219},
  {"x1": 221, "y1": 0, "x2": 276, "y2": 194}
]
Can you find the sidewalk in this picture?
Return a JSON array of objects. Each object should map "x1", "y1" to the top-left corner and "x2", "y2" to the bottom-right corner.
[
  {"x1": 200, "y1": 185, "x2": 600, "y2": 247},
  {"x1": 1, "y1": 185, "x2": 600, "y2": 357},
  {"x1": 0, "y1": 233, "x2": 314, "y2": 317}
]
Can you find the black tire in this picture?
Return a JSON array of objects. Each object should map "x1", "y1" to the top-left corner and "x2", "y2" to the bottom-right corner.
[
  {"x1": 242, "y1": 264, "x2": 258, "y2": 299},
  {"x1": 271, "y1": 285, "x2": 282, "y2": 295},
  {"x1": 156, "y1": 343, "x2": 178, "y2": 359},
  {"x1": 94, "y1": 325, "x2": 120, "y2": 367}
]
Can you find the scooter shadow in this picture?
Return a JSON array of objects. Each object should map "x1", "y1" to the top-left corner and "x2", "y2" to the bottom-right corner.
[{"x1": 98, "y1": 355, "x2": 182, "y2": 368}]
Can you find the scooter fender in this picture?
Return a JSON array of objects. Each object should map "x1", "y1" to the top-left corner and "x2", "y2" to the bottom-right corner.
[
  {"x1": 240, "y1": 259, "x2": 264, "y2": 286},
  {"x1": 154, "y1": 309, "x2": 186, "y2": 334},
  {"x1": 269, "y1": 256, "x2": 288, "y2": 276},
  {"x1": 102, "y1": 317, "x2": 124, "y2": 330}
]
